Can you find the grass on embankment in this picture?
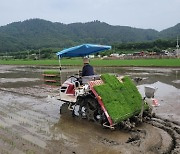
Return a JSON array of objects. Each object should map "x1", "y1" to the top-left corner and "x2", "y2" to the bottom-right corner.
[
  {"x1": 0, "y1": 58, "x2": 180, "y2": 67},
  {"x1": 43, "y1": 70, "x2": 60, "y2": 75}
]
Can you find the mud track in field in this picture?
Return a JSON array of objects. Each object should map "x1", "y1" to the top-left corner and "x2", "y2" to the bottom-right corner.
[
  {"x1": 0, "y1": 65, "x2": 179, "y2": 154},
  {"x1": 146, "y1": 116, "x2": 180, "y2": 154},
  {"x1": 1, "y1": 87, "x2": 179, "y2": 154}
]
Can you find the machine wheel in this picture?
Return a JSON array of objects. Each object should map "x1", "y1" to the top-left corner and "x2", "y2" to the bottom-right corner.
[
  {"x1": 60, "y1": 103, "x2": 69, "y2": 115},
  {"x1": 84, "y1": 97, "x2": 102, "y2": 124}
]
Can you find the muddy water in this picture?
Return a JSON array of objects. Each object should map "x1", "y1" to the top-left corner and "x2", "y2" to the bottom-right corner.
[{"x1": 0, "y1": 65, "x2": 179, "y2": 154}]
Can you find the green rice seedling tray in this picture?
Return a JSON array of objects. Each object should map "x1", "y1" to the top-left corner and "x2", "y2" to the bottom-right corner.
[
  {"x1": 43, "y1": 70, "x2": 61, "y2": 86},
  {"x1": 94, "y1": 74, "x2": 148, "y2": 123}
]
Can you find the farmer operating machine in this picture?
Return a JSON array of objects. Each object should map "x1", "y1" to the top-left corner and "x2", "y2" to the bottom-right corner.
[{"x1": 56, "y1": 44, "x2": 157, "y2": 129}]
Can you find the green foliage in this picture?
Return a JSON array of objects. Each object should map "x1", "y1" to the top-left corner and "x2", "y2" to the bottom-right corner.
[
  {"x1": 43, "y1": 70, "x2": 60, "y2": 75},
  {"x1": 112, "y1": 39, "x2": 177, "y2": 53},
  {"x1": 160, "y1": 23, "x2": 180, "y2": 38},
  {"x1": 94, "y1": 74, "x2": 148, "y2": 123},
  {"x1": 0, "y1": 19, "x2": 179, "y2": 53},
  {"x1": 0, "y1": 47, "x2": 60, "y2": 60}
]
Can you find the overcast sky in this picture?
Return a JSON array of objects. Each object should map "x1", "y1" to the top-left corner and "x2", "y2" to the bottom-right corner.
[{"x1": 0, "y1": 0, "x2": 179, "y2": 31}]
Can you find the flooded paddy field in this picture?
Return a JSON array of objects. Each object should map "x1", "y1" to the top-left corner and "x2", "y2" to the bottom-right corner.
[{"x1": 0, "y1": 65, "x2": 179, "y2": 154}]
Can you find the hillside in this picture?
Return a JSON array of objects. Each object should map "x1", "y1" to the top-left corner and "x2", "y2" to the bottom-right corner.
[
  {"x1": 159, "y1": 23, "x2": 180, "y2": 38},
  {"x1": 0, "y1": 19, "x2": 179, "y2": 52}
]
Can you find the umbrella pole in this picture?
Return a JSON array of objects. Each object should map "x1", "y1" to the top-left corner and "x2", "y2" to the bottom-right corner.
[
  {"x1": 58, "y1": 56, "x2": 62, "y2": 99},
  {"x1": 58, "y1": 56, "x2": 62, "y2": 85}
]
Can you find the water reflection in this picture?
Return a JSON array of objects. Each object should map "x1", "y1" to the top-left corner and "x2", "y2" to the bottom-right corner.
[
  {"x1": 0, "y1": 65, "x2": 179, "y2": 89},
  {"x1": 61, "y1": 66, "x2": 180, "y2": 89}
]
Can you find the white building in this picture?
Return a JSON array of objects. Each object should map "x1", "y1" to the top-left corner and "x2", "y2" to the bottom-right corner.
[
  {"x1": 175, "y1": 49, "x2": 180, "y2": 56},
  {"x1": 89, "y1": 55, "x2": 95, "y2": 58},
  {"x1": 110, "y1": 53, "x2": 119, "y2": 57}
]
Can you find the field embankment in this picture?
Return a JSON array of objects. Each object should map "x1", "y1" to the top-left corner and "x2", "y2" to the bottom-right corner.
[{"x1": 1, "y1": 58, "x2": 180, "y2": 67}]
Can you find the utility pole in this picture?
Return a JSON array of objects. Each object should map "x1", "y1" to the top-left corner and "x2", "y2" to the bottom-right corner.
[
  {"x1": 28, "y1": 50, "x2": 29, "y2": 60},
  {"x1": 176, "y1": 36, "x2": 180, "y2": 56},
  {"x1": 39, "y1": 49, "x2": 40, "y2": 60},
  {"x1": 176, "y1": 36, "x2": 179, "y2": 50}
]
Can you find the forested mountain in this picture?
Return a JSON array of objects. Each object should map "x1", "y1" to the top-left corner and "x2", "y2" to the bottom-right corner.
[
  {"x1": 0, "y1": 19, "x2": 179, "y2": 52},
  {"x1": 159, "y1": 23, "x2": 180, "y2": 38}
]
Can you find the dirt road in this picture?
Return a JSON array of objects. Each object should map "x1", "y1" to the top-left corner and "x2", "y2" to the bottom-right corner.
[{"x1": 0, "y1": 65, "x2": 179, "y2": 154}]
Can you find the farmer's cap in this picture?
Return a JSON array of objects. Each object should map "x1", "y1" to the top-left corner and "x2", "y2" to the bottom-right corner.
[{"x1": 83, "y1": 58, "x2": 89, "y2": 64}]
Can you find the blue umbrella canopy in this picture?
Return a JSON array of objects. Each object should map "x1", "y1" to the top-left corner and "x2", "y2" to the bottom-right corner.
[{"x1": 56, "y1": 44, "x2": 111, "y2": 58}]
